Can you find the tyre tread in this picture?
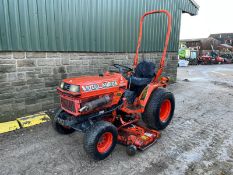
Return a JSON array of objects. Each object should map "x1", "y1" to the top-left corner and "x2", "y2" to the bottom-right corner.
[
  {"x1": 83, "y1": 121, "x2": 117, "y2": 160},
  {"x1": 142, "y1": 88, "x2": 175, "y2": 130}
]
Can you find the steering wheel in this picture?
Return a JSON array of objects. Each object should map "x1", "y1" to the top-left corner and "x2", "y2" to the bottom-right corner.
[{"x1": 113, "y1": 64, "x2": 133, "y2": 74}]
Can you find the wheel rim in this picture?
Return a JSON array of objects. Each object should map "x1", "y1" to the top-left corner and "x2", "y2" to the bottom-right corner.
[
  {"x1": 97, "y1": 132, "x2": 113, "y2": 153},
  {"x1": 160, "y1": 99, "x2": 172, "y2": 122}
]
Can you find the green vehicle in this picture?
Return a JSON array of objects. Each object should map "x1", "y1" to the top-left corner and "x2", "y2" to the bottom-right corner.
[
  {"x1": 178, "y1": 49, "x2": 186, "y2": 59},
  {"x1": 179, "y1": 49, "x2": 198, "y2": 65}
]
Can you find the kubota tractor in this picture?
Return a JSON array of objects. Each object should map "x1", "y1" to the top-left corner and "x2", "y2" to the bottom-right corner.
[{"x1": 53, "y1": 10, "x2": 175, "y2": 160}]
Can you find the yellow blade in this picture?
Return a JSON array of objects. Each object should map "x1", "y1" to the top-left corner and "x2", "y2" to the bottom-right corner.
[
  {"x1": 0, "y1": 120, "x2": 20, "y2": 134},
  {"x1": 17, "y1": 112, "x2": 50, "y2": 128}
]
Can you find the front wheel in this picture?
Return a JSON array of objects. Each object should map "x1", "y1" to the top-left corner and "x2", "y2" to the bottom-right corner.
[
  {"x1": 83, "y1": 121, "x2": 118, "y2": 160},
  {"x1": 52, "y1": 108, "x2": 75, "y2": 135},
  {"x1": 142, "y1": 88, "x2": 175, "y2": 130}
]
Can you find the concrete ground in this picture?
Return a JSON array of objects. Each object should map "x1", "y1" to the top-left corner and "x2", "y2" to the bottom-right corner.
[{"x1": 0, "y1": 65, "x2": 233, "y2": 175}]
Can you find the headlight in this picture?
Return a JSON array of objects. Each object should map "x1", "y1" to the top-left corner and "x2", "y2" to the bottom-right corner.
[
  {"x1": 69, "y1": 85, "x2": 80, "y2": 93},
  {"x1": 60, "y1": 82, "x2": 65, "y2": 89}
]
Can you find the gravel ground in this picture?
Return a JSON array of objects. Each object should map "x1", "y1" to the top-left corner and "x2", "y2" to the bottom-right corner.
[{"x1": 0, "y1": 64, "x2": 233, "y2": 175}]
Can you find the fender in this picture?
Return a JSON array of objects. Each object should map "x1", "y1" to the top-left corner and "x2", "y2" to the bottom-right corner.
[{"x1": 138, "y1": 77, "x2": 169, "y2": 112}]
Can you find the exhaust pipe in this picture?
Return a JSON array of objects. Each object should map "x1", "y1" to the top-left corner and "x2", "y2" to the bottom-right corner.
[{"x1": 79, "y1": 96, "x2": 111, "y2": 112}]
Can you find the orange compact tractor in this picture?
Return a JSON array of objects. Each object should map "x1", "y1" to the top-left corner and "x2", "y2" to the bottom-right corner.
[{"x1": 53, "y1": 10, "x2": 175, "y2": 160}]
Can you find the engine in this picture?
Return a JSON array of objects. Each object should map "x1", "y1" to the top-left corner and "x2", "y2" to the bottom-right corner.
[{"x1": 57, "y1": 72, "x2": 128, "y2": 116}]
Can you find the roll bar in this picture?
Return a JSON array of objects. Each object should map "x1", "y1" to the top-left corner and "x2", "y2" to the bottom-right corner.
[{"x1": 133, "y1": 10, "x2": 172, "y2": 83}]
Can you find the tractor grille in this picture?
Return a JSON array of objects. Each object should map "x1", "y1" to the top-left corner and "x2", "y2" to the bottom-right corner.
[{"x1": 61, "y1": 97, "x2": 76, "y2": 113}]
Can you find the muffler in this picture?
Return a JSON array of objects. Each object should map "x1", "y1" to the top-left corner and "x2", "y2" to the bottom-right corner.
[{"x1": 79, "y1": 96, "x2": 111, "y2": 112}]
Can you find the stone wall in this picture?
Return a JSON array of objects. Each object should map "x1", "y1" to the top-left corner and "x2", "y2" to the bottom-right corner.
[{"x1": 0, "y1": 52, "x2": 178, "y2": 122}]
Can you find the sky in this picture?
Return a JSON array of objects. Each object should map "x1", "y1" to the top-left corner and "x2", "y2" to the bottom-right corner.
[{"x1": 180, "y1": 0, "x2": 233, "y2": 39}]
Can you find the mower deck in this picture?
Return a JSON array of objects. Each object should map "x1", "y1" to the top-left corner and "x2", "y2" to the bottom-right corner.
[{"x1": 117, "y1": 124, "x2": 160, "y2": 150}]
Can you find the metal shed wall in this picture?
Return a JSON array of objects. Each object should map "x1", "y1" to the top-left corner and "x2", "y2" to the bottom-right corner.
[{"x1": 0, "y1": 0, "x2": 198, "y2": 52}]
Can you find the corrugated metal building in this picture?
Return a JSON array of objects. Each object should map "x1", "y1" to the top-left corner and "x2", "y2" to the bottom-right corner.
[
  {"x1": 0, "y1": 0, "x2": 198, "y2": 52},
  {"x1": 0, "y1": 0, "x2": 199, "y2": 121}
]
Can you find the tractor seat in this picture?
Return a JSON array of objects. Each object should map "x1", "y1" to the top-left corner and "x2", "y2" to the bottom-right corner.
[
  {"x1": 125, "y1": 61, "x2": 155, "y2": 103},
  {"x1": 129, "y1": 60, "x2": 155, "y2": 86}
]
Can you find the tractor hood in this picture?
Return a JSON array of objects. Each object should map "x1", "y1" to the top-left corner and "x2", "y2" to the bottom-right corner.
[{"x1": 62, "y1": 72, "x2": 127, "y2": 94}]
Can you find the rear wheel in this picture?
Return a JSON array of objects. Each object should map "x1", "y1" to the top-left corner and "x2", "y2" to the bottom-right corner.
[
  {"x1": 142, "y1": 88, "x2": 175, "y2": 130},
  {"x1": 83, "y1": 121, "x2": 118, "y2": 160},
  {"x1": 52, "y1": 108, "x2": 75, "y2": 135}
]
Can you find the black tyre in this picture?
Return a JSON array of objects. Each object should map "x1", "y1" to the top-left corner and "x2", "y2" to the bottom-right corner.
[
  {"x1": 83, "y1": 121, "x2": 118, "y2": 160},
  {"x1": 52, "y1": 108, "x2": 75, "y2": 135},
  {"x1": 142, "y1": 88, "x2": 175, "y2": 130}
]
